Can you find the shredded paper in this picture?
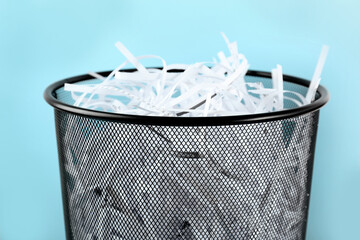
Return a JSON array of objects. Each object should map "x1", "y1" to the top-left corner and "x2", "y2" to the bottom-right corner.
[{"x1": 64, "y1": 34, "x2": 328, "y2": 117}]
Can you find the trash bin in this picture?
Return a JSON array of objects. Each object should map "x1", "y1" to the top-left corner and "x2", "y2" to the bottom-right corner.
[{"x1": 44, "y1": 69, "x2": 329, "y2": 240}]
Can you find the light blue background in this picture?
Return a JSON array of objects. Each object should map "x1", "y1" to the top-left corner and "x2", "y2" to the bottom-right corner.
[{"x1": 1, "y1": 0, "x2": 359, "y2": 239}]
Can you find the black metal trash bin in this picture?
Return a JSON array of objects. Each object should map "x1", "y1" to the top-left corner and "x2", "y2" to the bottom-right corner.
[{"x1": 44, "y1": 69, "x2": 329, "y2": 240}]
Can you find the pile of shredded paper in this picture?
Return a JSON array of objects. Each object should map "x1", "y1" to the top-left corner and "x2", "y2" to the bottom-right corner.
[{"x1": 64, "y1": 33, "x2": 328, "y2": 117}]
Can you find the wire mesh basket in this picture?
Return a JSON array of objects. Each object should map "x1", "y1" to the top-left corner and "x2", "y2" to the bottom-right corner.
[{"x1": 44, "y1": 69, "x2": 329, "y2": 240}]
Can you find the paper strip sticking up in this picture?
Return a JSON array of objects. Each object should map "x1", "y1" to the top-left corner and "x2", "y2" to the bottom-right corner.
[
  {"x1": 306, "y1": 45, "x2": 329, "y2": 103},
  {"x1": 115, "y1": 42, "x2": 148, "y2": 74},
  {"x1": 272, "y1": 64, "x2": 284, "y2": 110}
]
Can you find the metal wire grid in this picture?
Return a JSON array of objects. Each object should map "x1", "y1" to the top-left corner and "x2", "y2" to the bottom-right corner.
[{"x1": 54, "y1": 109, "x2": 319, "y2": 240}]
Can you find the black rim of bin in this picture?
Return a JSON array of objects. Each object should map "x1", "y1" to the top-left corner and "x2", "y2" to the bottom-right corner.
[{"x1": 44, "y1": 69, "x2": 330, "y2": 126}]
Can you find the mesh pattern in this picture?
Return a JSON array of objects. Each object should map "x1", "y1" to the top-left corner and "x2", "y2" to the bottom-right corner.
[{"x1": 54, "y1": 109, "x2": 319, "y2": 240}]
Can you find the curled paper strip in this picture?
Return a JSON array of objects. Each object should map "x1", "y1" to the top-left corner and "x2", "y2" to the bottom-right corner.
[{"x1": 64, "y1": 34, "x2": 328, "y2": 117}]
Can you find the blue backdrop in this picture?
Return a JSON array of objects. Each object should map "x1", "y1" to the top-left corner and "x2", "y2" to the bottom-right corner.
[{"x1": 1, "y1": 0, "x2": 359, "y2": 239}]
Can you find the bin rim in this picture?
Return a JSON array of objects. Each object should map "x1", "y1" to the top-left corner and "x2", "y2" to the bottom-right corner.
[{"x1": 44, "y1": 69, "x2": 329, "y2": 126}]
